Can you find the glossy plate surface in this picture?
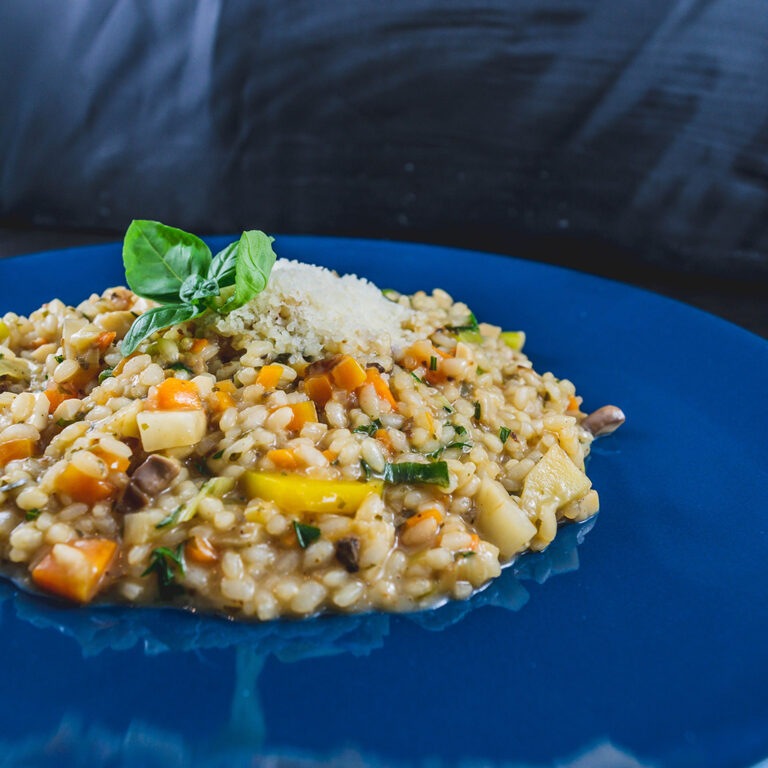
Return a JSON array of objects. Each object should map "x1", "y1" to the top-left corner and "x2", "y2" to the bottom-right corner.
[{"x1": 0, "y1": 237, "x2": 766, "y2": 768}]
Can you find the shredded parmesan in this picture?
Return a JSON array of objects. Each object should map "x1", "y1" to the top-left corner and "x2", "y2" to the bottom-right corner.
[{"x1": 214, "y1": 259, "x2": 426, "y2": 360}]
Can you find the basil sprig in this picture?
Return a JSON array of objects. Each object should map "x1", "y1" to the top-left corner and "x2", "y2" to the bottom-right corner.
[{"x1": 121, "y1": 220, "x2": 276, "y2": 356}]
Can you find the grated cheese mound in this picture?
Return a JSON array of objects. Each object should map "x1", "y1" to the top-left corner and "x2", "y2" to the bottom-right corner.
[{"x1": 214, "y1": 259, "x2": 426, "y2": 360}]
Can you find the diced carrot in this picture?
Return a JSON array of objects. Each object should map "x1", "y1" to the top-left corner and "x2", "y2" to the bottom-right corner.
[
  {"x1": 145, "y1": 377, "x2": 201, "y2": 411},
  {"x1": 331, "y1": 356, "x2": 367, "y2": 391},
  {"x1": 91, "y1": 445, "x2": 130, "y2": 473},
  {"x1": 374, "y1": 428, "x2": 393, "y2": 452},
  {"x1": 44, "y1": 387, "x2": 76, "y2": 414},
  {"x1": 467, "y1": 533, "x2": 480, "y2": 552},
  {"x1": 186, "y1": 535, "x2": 218, "y2": 564},
  {"x1": 214, "y1": 379, "x2": 237, "y2": 394},
  {"x1": 55, "y1": 464, "x2": 115, "y2": 504},
  {"x1": 112, "y1": 355, "x2": 133, "y2": 377},
  {"x1": 267, "y1": 448, "x2": 299, "y2": 470},
  {"x1": 286, "y1": 401, "x2": 318, "y2": 431},
  {"x1": 0, "y1": 438, "x2": 34, "y2": 466},
  {"x1": 364, "y1": 368, "x2": 398, "y2": 411},
  {"x1": 31, "y1": 538, "x2": 117, "y2": 603},
  {"x1": 256, "y1": 364, "x2": 283, "y2": 390},
  {"x1": 322, "y1": 449, "x2": 336, "y2": 462},
  {"x1": 567, "y1": 395, "x2": 580, "y2": 412},
  {"x1": 190, "y1": 338, "x2": 209, "y2": 354},
  {"x1": 208, "y1": 390, "x2": 235, "y2": 413},
  {"x1": 304, "y1": 373, "x2": 333, "y2": 406},
  {"x1": 30, "y1": 337, "x2": 48, "y2": 349},
  {"x1": 404, "y1": 506, "x2": 444, "y2": 530},
  {"x1": 95, "y1": 331, "x2": 116, "y2": 352}
]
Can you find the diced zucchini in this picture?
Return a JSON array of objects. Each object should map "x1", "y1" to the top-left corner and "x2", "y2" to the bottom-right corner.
[
  {"x1": 177, "y1": 476, "x2": 235, "y2": 523},
  {"x1": 136, "y1": 409, "x2": 207, "y2": 451},
  {"x1": 500, "y1": 331, "x2": 526, "y2": 351}
]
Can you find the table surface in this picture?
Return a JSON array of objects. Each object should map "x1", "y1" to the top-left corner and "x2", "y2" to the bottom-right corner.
[{"x1": 1, "y1": 227, "x2": 765, "y2": 340}]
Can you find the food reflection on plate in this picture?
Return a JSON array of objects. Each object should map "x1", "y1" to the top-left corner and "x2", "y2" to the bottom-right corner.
[{"x1": 1, "y1": 515, "x2": 595, "y2": 657}]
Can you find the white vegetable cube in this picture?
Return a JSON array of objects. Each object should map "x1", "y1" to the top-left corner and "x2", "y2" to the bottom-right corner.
[
  {"x1": 136, "y1": 409, "x2": 207, "y2": 452},
  {"x1": 521, "y1": 444, "x2": 592, "y2": 550},
  {"x1": 475, "y1": 477, "x2": 537, "y2": 558}
]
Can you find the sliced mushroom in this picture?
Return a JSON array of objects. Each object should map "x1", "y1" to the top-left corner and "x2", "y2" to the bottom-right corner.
[
  {"x1": 335, "y1": 536, "x2": 360, "y2": 573},
  {"x1": 118, "y1": 483, "x2": 150, "y2": 512},
  {"x1": 305, "y1": 355, "x2": 344, "y2": 378},
  {"x1": 131, "y1": 455, "x2": 180, "y2": 495},
  {"x1": 581, "y1": 405, "x2": 625, "y2": 437},
  {"x1": 118, "y1": 455, "x2": 180, "y2": 511}
]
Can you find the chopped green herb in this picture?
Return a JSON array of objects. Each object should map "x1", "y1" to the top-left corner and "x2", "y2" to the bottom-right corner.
[
  {"x1": 212, "y1": 449, "x2": 224, "y2": 460},
  {"x1": 426, "y1": 442, "x2": 471, "y2": 459},
  {"x1": 453, "y1": 425, "x2": 467, "y2": 436},
  {"x1": 440, "y1": 396, "x2": 454, "y2": 413},
  {"x1": 429, "y1": 356, "x2": 438, "y2": 371},
  {"x1": 293, "y1": 521, "x2": 321, "y2": 549},
  {"x1": 56, "y1": 413, "x2": 84, "y2": 428},
  {"x1": 54, "y1": 355, "x2": 65, "y2": 363},
  {"x1": 142, "y1": 544, "x2": 185, "y2": 590},
  {"x1": 473, "y1": 402, "x2": 482, "y2": 420},
  {"x1": 353, "y1": 419, "x2": 382, "y2": 437},
  {"x1": 193, "y1": 457, "x2": 212, "y2": 476},
  {"x1": 410, "y1": 371, "x2": 423, "y2": 385},
  {"x1": 381, "y1": 288, "x2": 397, "y2": 297},
  {"x1": 477, "y1": 367, "x2": 486, "y2": 375},
  {"x1": 167, "y1": 362, "x2": 193, "y2": 373},
  {"x1": 98, "y1": 368, "x2": 115, "y2": 384},
  {"x1": 499, "y1": 427, "x2": 511, "y2": 443},
  {"x1": 360, "y1": 459, "x2": 374, "y2": 479},
  {"x1": 456, "y1": 551, "x2": 476, "y2": 559},
  {"x1": 25, "y1": 508, "x2": 41, "y2": 521},
  {"x1": 383, "y1": 461, "x2": 450, "y2": 487},
  {"x1": 0, "y1": 478, "x2": 26, "y2": 493},
  {"x1": 155, "y1": 505, "x2": 183, "y2": 529}
]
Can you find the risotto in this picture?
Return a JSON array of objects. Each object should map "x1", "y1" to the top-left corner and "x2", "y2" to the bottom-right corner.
[{"x1": 0, "y1": 222, "x2": 624, "y2": 619}]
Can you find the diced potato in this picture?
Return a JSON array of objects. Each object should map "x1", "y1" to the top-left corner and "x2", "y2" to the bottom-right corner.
[
  {"x1": 137, "y1": 409, "x2": 207, "y2": 451},
  {"x1": 31, "y1": 538, "x2": 117, "y2": 603},
  {"x1": 521, "y1": 444, "x2": 592, "y2": 550},
  {"x1": 475, "y1": 477, "x2": 537, "y2": 558},
  {"x1": 243, "y1": 472, "x2": 383, "y2": 515}
]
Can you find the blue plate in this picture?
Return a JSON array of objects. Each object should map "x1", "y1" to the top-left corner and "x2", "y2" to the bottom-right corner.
[{"x1": 0, "y1": 237, "x2": 766, "y2": 768}]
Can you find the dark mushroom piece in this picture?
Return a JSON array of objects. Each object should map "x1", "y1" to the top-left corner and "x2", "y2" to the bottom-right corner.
[
  {"x1": 118, "y1": 455, "x2": 180, "y2": 512},
  {"x1": 335, "y1": 536, "x2": 360, "y2": 573},
  {"x1": 581, "y1": 405, "x2": 626, "y2": 437}
]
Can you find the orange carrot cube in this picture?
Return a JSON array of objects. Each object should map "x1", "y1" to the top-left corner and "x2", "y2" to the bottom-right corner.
[{"x1": 31, "y1": 538, "x2": 117, "y2": 603}]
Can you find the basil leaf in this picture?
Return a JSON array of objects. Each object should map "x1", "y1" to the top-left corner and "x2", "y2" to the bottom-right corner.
[
  {"x1": 226, "y1": 231, "x2": 277, "y2": 310},
  {"x1": 179, "y1": 274, "x2": 220, "y2": 304},
  {"x1": 209, "y1": 241, "x2": 238, "y2": 287},
  {"x1": 383, "y1": 461, "x2": 450, "y2": 487},
  {"x1": 123, "y1": 220, "x2": 212, "y2": 303},
  {"x1": 121, "y1": 303, "x2": 201, "y2": 356}
]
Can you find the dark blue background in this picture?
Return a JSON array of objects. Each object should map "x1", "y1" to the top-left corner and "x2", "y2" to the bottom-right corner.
[{"x1": 1, "y1": 1, "x2": 767, "y2": 285}]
